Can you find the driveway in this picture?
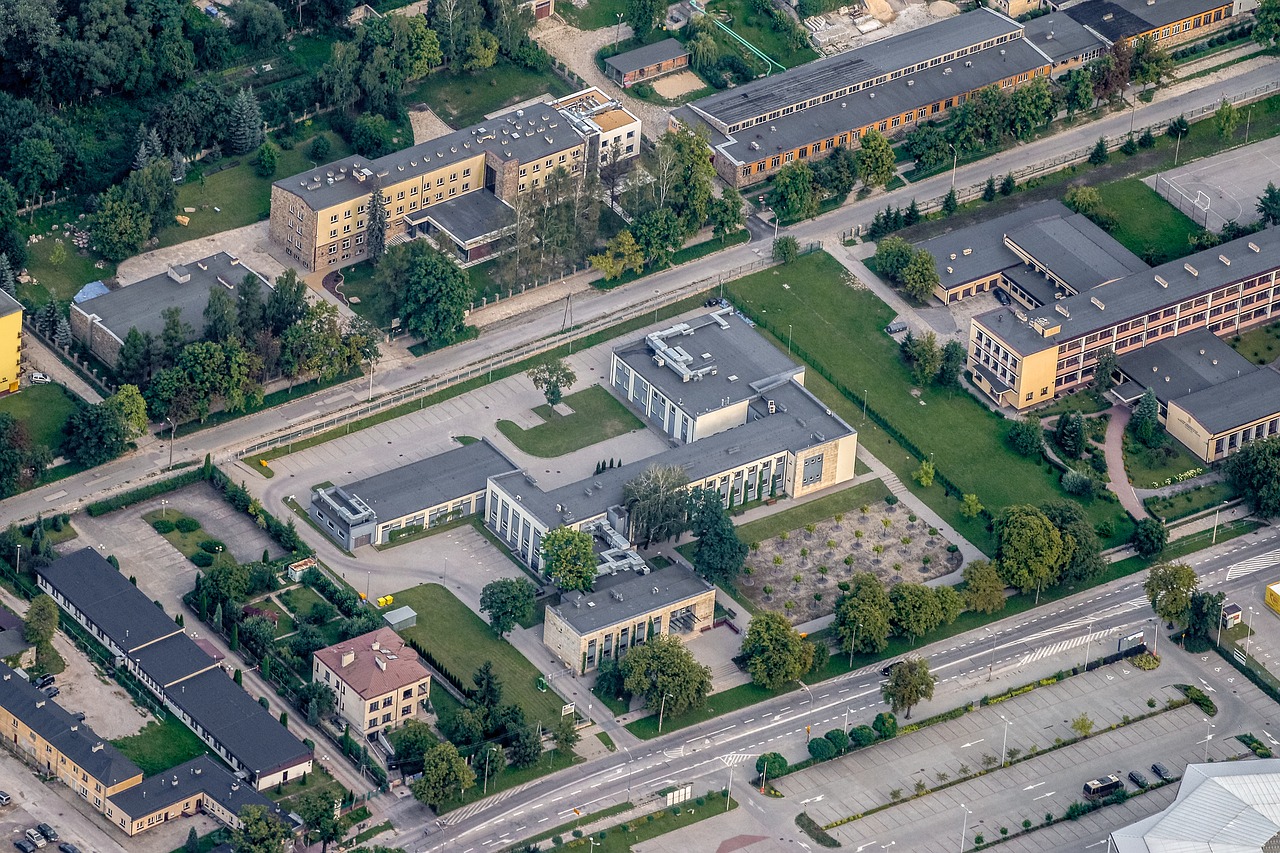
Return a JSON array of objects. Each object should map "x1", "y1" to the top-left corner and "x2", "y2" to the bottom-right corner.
[
  {"x1": 21, "y1": 336, "x2": 103, "y2": 405},
  {"x1": 115, "y1": 221, "x2": 285, "y2": 286},
  {"x1": 532, "y1": 16, "x2": 672, "y2": 142},
  {"x1": 1102, "y1": 405, "x2": 1148, "y2": 520}
]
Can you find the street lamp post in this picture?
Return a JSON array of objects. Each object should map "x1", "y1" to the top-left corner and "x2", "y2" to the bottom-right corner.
[
  {"x1": 999, "y1": 714, "x2": 1011, "y2": 767},
  {"x1": 862, "y1": 390, "x2": 868, "y2": 422},
  {"x1": 948, "y1": 143, "x2": 958, "y2": 190},
  {"x1": 622, "y1": 744, "x2": 634, "y2": 801},
  {"x1": 1082, "y1": 619, "x2": 1094, "y2": 671},
  {"x1": 848, "y1": 621, "x2": 861, "y2": 667},
  {"x1": 1149, "y1": 617, "x2": 1159, "y2": 658},
  {"x1": 1216, "y1": 601, "x2": 1228, "y2": 648},
  {"x1": 797, "y1": 680, "x2": 814, "y2": 740},
  {"x1": 165, "y1": 417, "x2": 176, "y2": 470},
  {"x1": 985, "y1": 626, "x2": 998, "y2": 682},
  {"x1": 614, "y1": 11, "x2": 624, "y2": 48},
  {"x1": 1212, "y1": 500, "x2": 1229, "y2": 544},
  {"x1": 726, "y1": 766, "x2": 734, "y2": 812},
  {"x1": 1204, "y1": 719, "x2": 1216, "y2": 762},
  {"x1": 658, "y1": 692, "x2": 674, "y2": 733},
  {"x1": 1247, "y1": 607, "x2": 1257, "y2": 659},
  {"x1": 958, "y1": 803, "x2": 972, "y2": 853},
  {"x1": 787, "y1": 324, "x2": 793, "y2": 356}
]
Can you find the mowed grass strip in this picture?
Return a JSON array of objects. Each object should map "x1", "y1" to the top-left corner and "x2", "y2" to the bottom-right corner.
[
  {"x1": 497, "y1": 385, "x2": 644, "y2": 457},
  {"x1": 111, "y1": 716, "x2": 210, "y2": 776},
  {"x1": 0, "y1": 383, "x2": 81, "y2": 452},
  {"x1": 1230, "y1": 318, "x2": 1280, "y2": 366},
  {"x1": 724, "y1": 252, "x2": 1130, "y2": 547},
  {"x1": 405, "y1": 60, "x2": 573, "y2": 128},
  {"x1": 390, "y1": 584, "x2": 565, "y2": 726},
  {"x1": 1095, "y1": 178, "x2": 1203, "y2": 265},
  {"x1": 733, "y1": 479, "x2": 892, "y2": 544}
]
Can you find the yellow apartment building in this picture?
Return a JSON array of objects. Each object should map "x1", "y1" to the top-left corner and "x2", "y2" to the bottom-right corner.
[
  {"x1": 0, "y1": 289, "x2": 22, "y2": 394},
  {"x1": 312, "y1": 627, "x2": 432, "y2": 736}
]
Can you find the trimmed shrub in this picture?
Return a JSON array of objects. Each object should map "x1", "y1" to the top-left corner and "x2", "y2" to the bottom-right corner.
[
  {"x1": 808, "y1": 737, "x2": 837, "y2": 761},
  {"x1": 199, "y1": 539, "x2": 226, "y2": 554},
  {"x1": 152, "y1": 519, "x2": 176, "y2": 534},
  {"x1": 824, "y1": 729, "x2": 851, "y2": 754},
  {"x1": 190, "y1": 552, "x2": 214, "y2": 568},
  {"x1": 175, "y1": 517, "x2": 201, "y2": 534}
]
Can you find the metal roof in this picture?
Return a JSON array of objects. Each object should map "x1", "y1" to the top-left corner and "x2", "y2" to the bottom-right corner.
[
  {"x1": 1021, "y1": 14, "x2": 1107, "y2": 64},
  {"x1": 604, "y1": 39, "x2": 690, "y2": 75},
  {"x1": 551, "y1": 565, "x2": 714, "y2": 634},
  {"x1": 916, "y1": 199, "x2": 1069, "y2": 290}
]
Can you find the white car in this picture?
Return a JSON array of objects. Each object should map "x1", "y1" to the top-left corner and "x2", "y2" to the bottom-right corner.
[{"x1": 28, "y1": 372, "x2": 51, "y2": 385}]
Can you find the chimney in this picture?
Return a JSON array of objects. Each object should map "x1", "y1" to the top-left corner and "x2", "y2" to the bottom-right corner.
[
  {"x1": 92, "y1": 742, "x2": 104, "y2": 753},
  {"x1": 375, "y1": 657, "x2": 387, "y2": 671},
  {"x1": 371, "y1": 641, "x2": 380, "y2": 652},
  {"x1": 340, "y1": 650, "x2": 355, "y2": 668}
]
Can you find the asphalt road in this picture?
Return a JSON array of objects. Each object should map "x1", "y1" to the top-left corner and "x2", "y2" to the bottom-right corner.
[
  {"x1": 380, "y1": 523, "x2": 1280, "y2": 852},
  {"x1": 2, "y1": 60, "x2": 1276, "y2": 527}
]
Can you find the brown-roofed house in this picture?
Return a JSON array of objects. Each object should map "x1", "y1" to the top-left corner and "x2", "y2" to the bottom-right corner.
[{"x1": 312, "y1": 627, "x2": 431, "y2": 736}]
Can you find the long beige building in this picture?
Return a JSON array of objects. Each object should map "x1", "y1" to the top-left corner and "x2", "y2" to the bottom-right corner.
[
  {"x1": 544, "y1": 565, "x2": 717, "y2": 674},
  {"x1": 269, "y1": 87, "x2": 640, "y2": 269}
]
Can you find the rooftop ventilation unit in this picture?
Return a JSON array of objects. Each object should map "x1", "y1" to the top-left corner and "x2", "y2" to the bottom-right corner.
[
  {"x1": 1090, "y1": 296, "x2": 1105, "y2": 311},
  {"x1": 963, "y1": 248, "x2": 972, "y2": 256},
  {"x1": 1248, "y1": 241, "x2": 1261, "y2": 252},
  {"x1": 950, "y1": 253, "x2": 957, "y2": 260},
  {"x1": 946, "y1": 266, "x2": 954, "y2": 274},
  {"x1": 1154, "y1": 274, "x2": 1168, "y2": 288},
  {"x1": 1055, "y1": 303, "x2": 1070, "y2": 317},
  {"x1": 966, "y1": 60, "x2": 973, "y2": 66},
  {"x1": 1184, "y1": 262, "x2": 1198, "y2": 277},
  {"x1": 1219, "y1": 254, "x2": 1231, "y2": 266}
]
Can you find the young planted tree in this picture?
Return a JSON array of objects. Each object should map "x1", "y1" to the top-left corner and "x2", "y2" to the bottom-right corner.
[
  {"x1": 881, "y1": 657, "x2": 935, "y2": 719},
  {"x1": 526, "y1": 356, "x2": 577, "y2": 407}
]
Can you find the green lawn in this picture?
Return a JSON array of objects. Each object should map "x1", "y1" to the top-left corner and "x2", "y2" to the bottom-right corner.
[
  {"x1": 22, "y1": 236, "x2": 116, "y2": 308},
  {"x1": 1034, "y1": 390, "x2": 1112, "y2": 417},
  {"x1": 1122, "y1": 433, "x2": 1206, "y2": 490},
  {"x1": 0, "y1": 384, "x2": 81, "y2": 454},
  {"x1": 705, "y1": 0, "x2": 818, "y2": 69},
  {"x1": 154, "y1": 130, "x2": 354, "y2": 250},
  {"x1": 626, "y1": 681, "x2": 786, "y2": 739},
  {"x1": 596, "y1": 230, "x2": 750, "y2": 290},
  {"x1": 279, "y1": 585, "x2": 330, "y2": 621},
  {"x1": 438, "y1": 748, "x2": 579, "y2": 813},
  {"x1": 249, "y1": 598, "x2": 297, "y2": 638},
  {"x1": 496, "y1": 385, "x2": 644, "y2": 457},
  {"x1": 724, "y1": 252, "x2": 1132, "y2": 554},
  {"x1": 733, "y1": 480, "x2": 892, "y2": 546},
  {"x1": 1230, "y1": 320, "x2": 1280, "y2": 366},
  {"x1": 559, "y1": 0, "x2": 628, "y2": 29},
  {"x1": 338, "y1": 256, "x2": 506, "y2": 329},
  {"x1": 271, "y1": 765, "x2": 346, "y2": 812},
  {"x1": 390, "y1": 584, "x2": 566, "y2": 727},
  {"x1": 1095, "y1": 179, "x2": 1204, "y2": 265},
  {"x1": 405, "y1": 60, "x2": 574, "y2": 129},
  {"x1": 141, "y1": 510, "x2": 239, "y2": 572},
  {"x1": 111, "y1": 715, "x2": 210, "y2": 775},
  {"x1": 559, "y1": 791, "x2": 737, "y2": 851},
  {"x1": 1144, "y1": 480, "x2": 1239, "y2": 522}
]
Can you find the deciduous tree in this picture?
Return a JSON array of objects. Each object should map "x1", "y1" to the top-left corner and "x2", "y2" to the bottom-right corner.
[
  {"x1": 1131, "y1": 518, "x2": 1168, "y2": 558},
  {"x1": 526, "y1": 357, "x2": 576, "y2": 407},
  {"x1": 540, "y1": 527, "x2": 597, "y2": 592},
  {"x1": 624, "y1": 463, "x2": 690, "y2": 545},
  {"x1": 231, "y1": 805, "x2": 290, "y2": 853},
  {"x1": 773, "y1": 162, "x2": 817, "y2": 222},
  {"x1": 899, "y1": 249, "x2": 940, "y2": 303},
  {"x1": 23, "y1": 594, "x2": 58, "y2": 646},
  {"x1": 1006, "y1": 415, "x2": 1043, "y2": 457},
  {"x1": 881, "y1": 656, "x2": 934, "y2": 719},
  {"x1": 889, "y1": 583, "x2": 943, "y2": 643},
  {"x1": 374, "y1": 241, "x2": 470, "y2": 346},
  {"x1": 411, "y1": 743, "x2": 475, "y2": 807},
  {"x1": 834, "y1": 571, "x2": 892, "y2": 654},
  {"x1": 1144, "y1": 562, "x2": 1198, "y2": 626},
  {"x1": 963, "y1": 560, "x2": 1006, "y2": 614},
  {"x1": 1214, "y1": 98, "x2": 1239, "y2": 140},
  {"x1": 855, "y1": 128, "x2": 896, "y2": 189},
  {"x1": 620, "y1": 633, "x2": 712, "y2": 718},
  {"x1": 995, "y1": 505, "x2": 1064, "y2": 594},
  {"x1": 1225, "y1": 436, "x2": 1280, "y2": 517},
  {"x1": 479, "y1": 577, "x2": 537, "y2": 636},
  {"x1": 874, "y1": 236, "x2": 914, "y2": 282},
  {"x1": 1257, "y1": 0, "x2": 1280, "y2": 46},
  {"x1": 740, "y1": 612, "x2": 814, "y2": 690}
]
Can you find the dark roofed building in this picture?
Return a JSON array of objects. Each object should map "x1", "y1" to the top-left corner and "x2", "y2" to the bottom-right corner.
[
  {"x1": 604, "y1": 39, "x2": 691, "y2": 87},
  {"x1": 311, "y1": 437, "x2": 517, "y2": 549},
  {"x1": 1021, "y1": 15, "x2": 1107, "y2": 74},
  {"x1": 0, "y1": 661, "x2": 143, "y2": 813},
  {"x1": 69, "y1": 253, "x2": 271, "y2": 369},
  {"x1": 404, "y1": 189, "x2": 518, "y2": 263},
  {"x1": 1061, "y1": 0, "x2": 1233, "y2": 45},
  {"x1": 37, "y1": 550, "x2": 312, "y2": 790}
]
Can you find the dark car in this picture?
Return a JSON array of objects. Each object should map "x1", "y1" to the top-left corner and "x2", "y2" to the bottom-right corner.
[
  {"x1": 994, "y1": 289, "x2": 1011, "y2": 305},
  {"x1": 42, "y1": 686, "x2": 59, "y2": 699},
  {"x1": 1151, "y1": 762, "x2": 1173, "y2": 781},
  {"x1": 1128, "y1": 770, "x2": 1150, "y2": 789},
  {"x1": 880, "y1": 661, "x2": 902, "y2": 677},
  {"x1": 57, "y1": 843, "x2": 80, "y2": 853},
  {"x1": 14, "y1": 839, "x2": 36, "y2": 853},
  {"x1": 32, "y1": 674, "x2": 54, "y2": 689},
  {"x1": 35, "y1": 826, "x2": 57, "y2": 843}
]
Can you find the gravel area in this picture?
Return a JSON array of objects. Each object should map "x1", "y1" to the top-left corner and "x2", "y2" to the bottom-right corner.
[
  {"x1": 532, "y1": 16, "x2": 672, "y2": 141},
  {"x1": 408, "y1": 104, "x2": 454, "y2": 145}
]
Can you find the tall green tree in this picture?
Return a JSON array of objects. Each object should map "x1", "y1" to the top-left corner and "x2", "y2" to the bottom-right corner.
[
  {"x1": 708, "y1": 187, "x2": 744, "y2": 240},
  {"x1": 833, "y1": 571, "x2": 892, "y2": 654},
  {"x1": 855, "y1": 128, "x2": 896, "y2": 189},
  {"x1": 231, "y1": 805, "x2": 290, "y2": 853},
  {"x1": 1257, "y1": 182, "x2": 1280, "y2": 227},
  {"x1": 620, "y1": 633, "x2": 712, "y2": 718},
  {"x1": 881, "y1": 656, "x2": 934, "y2": 719},
  {"x1": 367, "y1": 187, "x2": 389, "y2": 263},
  {"x1": 526, "y1": 357, "x2": 576, "y2": 407},
  {"x1": 624, "y1": 0, "x2": 665, "y2": 39},
  {"x1": 1007, "y1": 415, "x2": 1043, "y2": 457},
  {"x1": 103, "y1": 385, "x2": 149, "y2": 440},
  {"x1": 203, "y1": 287, "x2": 239, "y2": 343},
  {"x1": 1130, "y1": 389, "x2": 1161, "y2": 448},
  {"x1": 91, "y1": 186, "x2": 151, "y2": 262},
  {"x1": 687, "y1": 487, "x2": 747, "y2": 585},
  {"x1": 1214, "y1": 98, "x2": 1239, "y2": 140},
  {"x1": 1131, "y1": 518, "x2": 1168, "y2": 558},
  {"x1": 874, "y1": 236, "x2": 914, "y2": 282},
  {"x1": 899, "y1": 249, "x2": 940, "y2": 303},
  {"x1": 540, "y1": 527, "x2": 596, "y2": 592},
  {"x1": 889, "y1": 583, "x2": 943, "y2": 643},
  {"x1": 265, "y1": 268, "x2": 308, "y2": 336},
  {"x1": 296, "y1": 788, "x2": 344, "y2": 853},
  {"x1": 23, "y1": 594, "x2": 58, "y2": 646},
  {"x1": 773, "y1": 162, "x2": 817, "y2": 222},
  {"x1": 1055, "y1": 410, "x2": 1085, "y2": 458},
  {"x1": 237, "y1": 273, "x2": 266, "y2": 341},
  {"x1": 963, "y1": 560, "x2": 1006, "y2": 614},
  {"x1": 1144, "y1": 562, "x2": 1198, "y2": 626},
  {"x1": 411, "y1": 743, "x2": 475, "y2": 807},
  {"x1": 479, "y1": 577, "x2": 536, "y2": 636},
  {"x1": 740, "y1": 612, "x2": 814, "y2": 690},
  {"x1": 995, "y1": 505, "x2": 1064, "y2": 594},
  {"x1": 624, "y1": 463, "x2": 690, "y2": 545},
  {"x1": 373, "y1": 241, "x2": 470, "y2": 346},
  {"x1": 1042, "y1": 500, "x2": 1105, "y2": 585},
  {"x1": 1225, "y1": 436, "x2": 1280, "y2": 517},
  {"x1": 1092, "y1": 348, "x2": 1118, "y2": 396},
  {"x1": 62, "y1": 403, "x2": 130, "y2": 467},
  {"x1": 228, "y1": 87, "x2": 264, "y2": 155},
  {"x1": 1256, "y1": 0, "x2": 1280, "y2": 46}
]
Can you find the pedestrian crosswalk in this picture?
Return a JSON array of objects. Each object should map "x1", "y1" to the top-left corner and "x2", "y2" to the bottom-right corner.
[
  {"x1": 443, "y1": 787, "x2": 521, "y2": 824},
  {"x1": 720, "y1": 752, "x2": 754, "y2": 767},
  {"x1": 1018, "y1": 633, "x2": 1092, "y2": 666},
  {"x1": 1225, "y1": 548, "x2": 1280, "y2": 581}
]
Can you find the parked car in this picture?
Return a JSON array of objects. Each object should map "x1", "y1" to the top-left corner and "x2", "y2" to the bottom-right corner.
[
  {"x1": 28, "y1": 372, "x2": 50, "y2": 385},
  {"x1": 57, "y1": 844, "x2": 80, "y2": 853},
  {"x1": 1151, "y1": 762, "x2": 1173, "y2": 781},
  {"x1": 14, "y1": 839, "x2": 36, "y2": 853},
  {"x1": 880, "y1": 661, "x2": 902, "y2": 677},
  {"x1": 70, "y1": 712, "x2": 85, "y2": 722},
  {"x1": 23, "y1": 829, "x2": 45, "y2": 848},
  {"x1": 32, "y1": 674, "x2": 54, "y2": 689},
  {"x1": 884, "y1": 320, "x2": 908, "y2": 335},
  {"x1": 0, "y1": 791, "x2": 10, "y2": 805},
  {"x1": 42, "y1": 686, "x2": 59, "y2": 699},
  {"x1": 35, "y1": 827, "x2": 56, "y2": 843},
  {"x1": 994, "y1": 289, "x2": 1011, "y2": 305},
  {"x1": 1128, "y1": 770, "x2": 1150, "y2": 789}
]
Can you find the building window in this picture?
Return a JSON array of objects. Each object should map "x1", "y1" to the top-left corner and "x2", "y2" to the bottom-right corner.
[
  {"x1": 396, "y1": 191, "x2": 405, "y2": 200},
  {"x1": 329, "y1": 229, "x2": 337, "y2": 238},
  {"x1": 344, "y1": 210, "x2": 352, "y2": 219},
  {"x1": 369, "y1": 701, "x2": 379, "y2": 713},
  {"x1": 368, "y1": 718, "x2": 378, "y2": 729},
  {"x1": 330, "y1": 214, "x2": 338, "y2": 223}
]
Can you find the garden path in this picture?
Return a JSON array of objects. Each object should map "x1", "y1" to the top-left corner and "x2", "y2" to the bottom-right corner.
[{"x1": 1101, "y1": 405, "x2": 1149, "y2": 520}]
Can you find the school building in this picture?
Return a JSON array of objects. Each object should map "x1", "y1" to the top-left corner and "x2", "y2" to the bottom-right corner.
[
  {"x1": 269, "y1": 87, "x2": 640, "y2": 269},
  {"x1": 0, "y1": 290, "x2": 20, "y2": 395}
]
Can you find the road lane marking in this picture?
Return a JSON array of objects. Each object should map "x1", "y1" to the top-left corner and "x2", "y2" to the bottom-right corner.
[{"x1": 1033, "y1": 792, "x2": 1056, "y2": 800}]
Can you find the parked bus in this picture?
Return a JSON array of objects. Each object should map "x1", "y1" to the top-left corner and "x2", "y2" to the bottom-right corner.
[{"x1": 1083, "y1": 775, "x2": 1123, "y2": 799}]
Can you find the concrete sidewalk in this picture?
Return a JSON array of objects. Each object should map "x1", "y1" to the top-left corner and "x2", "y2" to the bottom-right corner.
[{"x1": 1102, "y1": 405, "x2": 1148, "y2": 520}]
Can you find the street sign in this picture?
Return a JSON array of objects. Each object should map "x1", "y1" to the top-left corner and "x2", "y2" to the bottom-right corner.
[{"x1": 561, "y1": 702, "x2": 575, "y2": 716}]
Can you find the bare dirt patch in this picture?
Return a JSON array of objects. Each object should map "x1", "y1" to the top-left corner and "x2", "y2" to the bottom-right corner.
[
  {"x1": 738, "y1": 503, "x2": 961, "y2": 624},
  {"x1": 408, "y1": 105, "x2": 455, "y2": 145},
  {"x1": 651, "y1": 70, "x2": 706, "y2": 99}
]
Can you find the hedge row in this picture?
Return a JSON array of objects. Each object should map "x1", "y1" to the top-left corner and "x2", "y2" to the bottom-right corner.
[
  {"x1": 403, "y1": 635, "x2": 474, "y2": 701},
  {"x1": 1213, "y1": 643, "x2": 1280, "y2": 706},
  {"x1": 85, "y1": 469, "x2": 205, "y2": 516}
]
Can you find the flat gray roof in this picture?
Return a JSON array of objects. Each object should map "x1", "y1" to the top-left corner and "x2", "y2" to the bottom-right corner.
[
  {"x1": 916, "y1": 200, "x2": 1068, "y2": 290},
  {"x1": 1066, "y1": 0, "x2": 1224, "y2": 42},
  {"x1": 495, "y1": 379, "x2": 854, "y2": 528},
  {"x1": 975, "y1": 226, "x2": 1280, "y2": 356},
  {"x1": 605, "y1": 39, "x2": 689, "y2": 75},
  {"x1": 107, "y1": 756, "x2": 286, "y2": 825},
  {"x1": 129, "y1": 631, "x2": 219, "y2": 688},
  {"x1": 73, "y1": 253, "x2": 269, "y2": 342},
  {"x1": 277, "y1": 104, "x2": 586, "y2": 212},
  {"x1": 1174, "y1": 366, "x2": 1280, "y2": 434},
  {"x1": 1117, "y1": 328, "x2": 1254, "y2": 405},
  {"x1": 1006, "y1": 212, "x2": 1147, "y2": 291},
  {"x1": 420, "y1": 190, "x2": 517, "y2": 246},
  {"x1": 692, "y1": 9, "x2": 1024, "y2": 126},
  {"x1": 37, "y1": 549, "x2": 184, "y2": 654},
  {"x1": 1021, "y1": 14, "x2": 1106, "y2": 64},
  {"x1": 1004, "y1": 264, "x2": 1063, "y2": 307},
  {"x1": 553, "y1": 565, "x2": 713, "y2": 634},
  {"x1": 707, "y1": 37, "x2": 1049, "y2": 168},
  {"x1": 615, "y1": 311, "x2": 802, "y2": 419},
  {"x1": 341, "y1": 438, "x2": 517, "y2": 522},
  {"x1": 0, "y1": 289, "x2": 20, "y2": 319}
]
